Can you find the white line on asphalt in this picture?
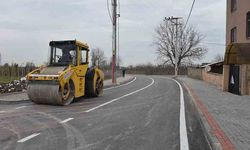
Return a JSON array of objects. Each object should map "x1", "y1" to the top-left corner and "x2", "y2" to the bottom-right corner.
[
  {"x1": 85, "y1": 78, "x2": 154, "y2": 113},
  {"x1": 172, "y1": 79, "x2": 189, "y2": 150},
  {"x1": 15, "y1": 106, "x2": 27, "y2": 109},
  {"x1": 17, "y1": 133, "x2": 40, "y2": 143},
  {"x1": 60, "y1": 118, "x2": 74, "y2": 123},
  {"x1": 0, "y1": 111, "x2": 6, "y2": 113},
  {"x1": 104, "y1": 77, "x2": 137, "y2": 91}
]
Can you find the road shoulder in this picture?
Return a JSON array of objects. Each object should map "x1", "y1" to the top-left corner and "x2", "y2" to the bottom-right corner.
[{"x1": 0, "y1": 75, "x2": 135, "y2": 104}]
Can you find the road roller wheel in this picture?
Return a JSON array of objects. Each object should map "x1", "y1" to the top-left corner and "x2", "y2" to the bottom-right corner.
[
  {"x1": 94, "y1": 78, "x2": 103, "y2": 97},
  {"x1": 85, "y1": 68, "x2": 103, "y2": 97},
  {"x1": 60, "y1": 81, "x2": 75, "y2": 105}
]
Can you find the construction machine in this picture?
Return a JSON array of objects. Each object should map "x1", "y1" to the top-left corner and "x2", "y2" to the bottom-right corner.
[{"x1": 26, "y1": 40, "x2": 104, "y2": 105}]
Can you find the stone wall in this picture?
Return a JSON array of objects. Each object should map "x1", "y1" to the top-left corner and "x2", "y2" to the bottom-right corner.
[
  {"x1": 190, "y1": 65, "x2": 250, "y2": 95},
  {"x1": 222, "y1": 65, "x2": 230, "y2": 92},
  {"x1": 224, "y1": 64, "x2": 250, "y2": 95},
  {"x1": 187, "y1": 67, "x2": 203, "y2": 80},
  {"x1": 237, "y1": 64, "x2": 250, "y2": 95},
  {"x1": 246, "y1": 65, "x2": 250, "y2": 95},
  {"x1": 188, "y1": 67, "x2": 223, "y2": 88},
  {"x1": 202, "y1": 70, "x2": 223, "y2": 89}
]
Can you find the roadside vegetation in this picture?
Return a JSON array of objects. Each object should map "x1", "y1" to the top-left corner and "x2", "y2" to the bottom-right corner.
[
  {"x1": 126, "y1": 64, "x2": 188, "y2": 75},
  {"x1": 0, "y1": 62, "x2": 35, "y2": 83},
  {"x1": 0, "y1": 76, "x2": 20, "y2": 83}
]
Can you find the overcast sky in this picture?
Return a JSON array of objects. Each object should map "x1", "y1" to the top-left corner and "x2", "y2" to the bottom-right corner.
[{"x1": 0, "y1": 0, "x2": 226, "y2": 66}]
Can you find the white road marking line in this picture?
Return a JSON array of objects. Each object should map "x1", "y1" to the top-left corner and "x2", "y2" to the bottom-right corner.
[
  {"x1": 17, "y1": 133, "x2": 40, "y2": 143},
  {"x1": 0, "y1": 111, "x2": 6, "y2": 113},
  {"x1": 172, "y1": 79, "x2": 189, "y2": 150},
  {"x1": 104, "y1": 77, "x2": 137, "y2": 91},
  {"x1": 15, "y1": 106, "x2": 27, "y2": 109},
  {"x1": 85, "y1": 78, "x2": 154, "y2": 113},
  {"x1": 60, "y1": 118, "x2": 74, "y2": 123}
]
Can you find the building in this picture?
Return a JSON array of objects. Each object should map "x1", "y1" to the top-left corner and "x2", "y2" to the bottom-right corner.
[
  {"x1": 226, "y1": 0, "x2": 250, "y2": 44},
  {"x1": 187, "y1": 0, "x2": 250, "y2": 95},
  {"x1": 223, "y1": 0, "x2": 250, "y2": 95}
]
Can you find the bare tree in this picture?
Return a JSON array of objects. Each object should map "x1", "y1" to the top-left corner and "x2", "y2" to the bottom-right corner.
[
  {"x1": 108, "y1": 56, "x2": 123, "y2": 67},
  {"x1": 91, "y1": 48, "x2": 107, "y2": 68},
  {"x1": 213, "y1": 54, "x2": 224, "y2": 62},
  {"x1": 25, "y1": 62, "x2": 35, "y2": 72},
  {"x1": 154, "y1": 20, "x2": 207, "y2": 67},
  {"x1": 117, "y1": 56, "x2": 123, "y2": 67}
]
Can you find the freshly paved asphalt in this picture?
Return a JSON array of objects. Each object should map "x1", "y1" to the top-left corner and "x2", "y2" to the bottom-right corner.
[{"x1": 0, "y1": 75, "x2": 209, "y2": 150}]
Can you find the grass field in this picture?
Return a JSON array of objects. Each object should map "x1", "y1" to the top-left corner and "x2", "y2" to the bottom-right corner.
[{"x1": 0, "y1": 76, "x2": 20, "y2": 84}]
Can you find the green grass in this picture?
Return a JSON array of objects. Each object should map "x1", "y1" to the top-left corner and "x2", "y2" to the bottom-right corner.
[{"x1": 0, "y1": 76, "x2": 20, "y2": 83}]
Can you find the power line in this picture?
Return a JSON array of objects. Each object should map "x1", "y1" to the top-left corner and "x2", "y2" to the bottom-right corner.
[
  {"x1": 107, "y1": 0, "x2": 113, "y2": 23},
  {"x1": 202, "y1": 42, "x2": 226, "y2": 46},
  {"x1": 118, "y1": 0, "x2": 120, "y2": 14},
  {"x1": 184, "y1": 0, "x2": 196, "y2": 29},
  {"x1": 117, "y1": 0, "x2": 120, "y2": 67}
]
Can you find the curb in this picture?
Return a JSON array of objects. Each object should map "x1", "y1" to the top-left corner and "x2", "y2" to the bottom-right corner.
[
  {"x1": 0, "y1": 76, "x2": 135, "y2": 104},
  {"x1": 0, "y1": 99, "x2": 30, "y2": 104},
  {"x1": 179, "y1": 79, "x2": 235, "y2": 150},
  {"x1": 103, "y1": 76, "x2": 135, "y2": 89},
  {"x1": 0, "y1": 91, "x2": 26, "y2": 97}
]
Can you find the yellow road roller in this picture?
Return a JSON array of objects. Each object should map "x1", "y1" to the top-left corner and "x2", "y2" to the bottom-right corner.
[{"x1": 26, "y1": 40, "x2": 104, "y2": 105}]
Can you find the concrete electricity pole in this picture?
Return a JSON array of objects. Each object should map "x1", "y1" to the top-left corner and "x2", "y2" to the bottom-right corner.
[
  {"x1": 164, "y1": 16, "x2": 182, "y2": 76},
  {"x1": 111, "y1": 0, "x2": 117, "y2": 84}
]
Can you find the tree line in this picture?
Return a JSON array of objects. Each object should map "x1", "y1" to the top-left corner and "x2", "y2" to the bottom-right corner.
[
  {"x1": 126, "y1": 64, "x2": 188, "y2": 75},
  {"x1": 0, "y1": 47, "x2": 120, "y2": 81},
  {"x1": 0, "y1": 62, "x2": 36, "y2": 78}
]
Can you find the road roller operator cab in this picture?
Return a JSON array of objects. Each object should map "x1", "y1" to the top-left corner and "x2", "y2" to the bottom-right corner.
[{"x1": 27, "y1": 40, "x2": 104, "y2": 106}]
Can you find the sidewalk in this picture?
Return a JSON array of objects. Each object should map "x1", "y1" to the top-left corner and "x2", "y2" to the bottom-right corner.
[
  {"x1": 180, "y1": 77, "x2": 250, "y2": 150},
  {"x1": 104, "y1": 75, "x2": 134, "y2": 88},
  {"x1": 0, "y1": 75, "x2": 134, "y2": 104}
]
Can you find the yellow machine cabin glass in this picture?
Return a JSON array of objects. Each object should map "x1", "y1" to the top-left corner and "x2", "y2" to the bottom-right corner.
[
  {"x1": 80, "y1": 47, "x2": 89, "y2": 65},
  {"x1": 49, "y1": 44, "x2": 77, "y2": 66}
]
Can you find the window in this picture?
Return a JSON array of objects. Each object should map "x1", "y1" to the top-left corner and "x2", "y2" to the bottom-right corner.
[
  {"x1": 49, "y1": 45, "x2": 77, "y2": 66},
  {"x1": 247, "y1": 12, "x2": 250, "y2": 38},
  {"x1": 80, "y1": 47, "x2": 88, "y2": 64},
  {"x1": 231, "y1": 27, "x2": 237, "y2": 43},
  {"x1": 231, "y1": 0, "x2": 237, "y2": 12}
]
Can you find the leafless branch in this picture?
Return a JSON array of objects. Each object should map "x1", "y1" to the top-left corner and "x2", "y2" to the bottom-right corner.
[{"x1": 153, "y1": 20, "x2": 207, "y2": 67}]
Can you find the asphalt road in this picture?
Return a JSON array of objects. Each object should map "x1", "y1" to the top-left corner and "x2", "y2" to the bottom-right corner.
[{"x1": 0, "y1": 75, "x2": 210, "y2": 150}]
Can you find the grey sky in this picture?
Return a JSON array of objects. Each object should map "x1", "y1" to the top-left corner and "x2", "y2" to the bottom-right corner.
[{"x1": 0, "y1": 0, "x2": 226, "y2": 66}]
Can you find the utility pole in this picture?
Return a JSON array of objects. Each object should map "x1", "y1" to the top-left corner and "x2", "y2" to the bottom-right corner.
[
  {"x1": 111, "y1": 0, "x2": 117, "y2": 84},
  {"x1": 164, "y1": 16, "x2": 182, "y2": 76},
  {"x1": 117, "y1": 0, "x2": 121, "y2": 69}
]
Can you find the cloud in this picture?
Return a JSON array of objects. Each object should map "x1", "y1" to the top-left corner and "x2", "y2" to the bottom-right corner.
[{"x1": 0, "y1": 0, "x2": 226, "y2": 66}]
